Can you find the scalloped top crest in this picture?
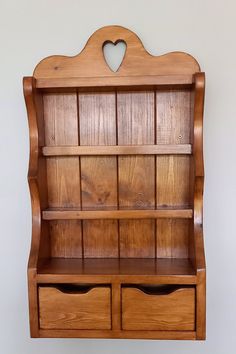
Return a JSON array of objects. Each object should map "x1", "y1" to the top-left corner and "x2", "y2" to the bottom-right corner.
[{"x1": 33, "y1": 25, "x2": 200, "y2": 80}]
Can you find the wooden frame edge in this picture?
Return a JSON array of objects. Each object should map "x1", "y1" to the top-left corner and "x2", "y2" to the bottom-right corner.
[
  {"x1": 193, "y1": 73, "x2": 206, "y2": 340},
  {"x1": 38, "y1": 329, "x2": 196, "y2": 340},
  {"x1": 23, "y1": 77, "x2": 40, "y2": 337}
]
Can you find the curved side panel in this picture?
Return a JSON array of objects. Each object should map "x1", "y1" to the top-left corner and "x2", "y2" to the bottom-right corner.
[
  {"x1": 33, "y1": 25, "x2": 200, "y2": 79},
  {"x1": 193, "y1": 73, "x2": 206, "y2": 340},
  {"x1": 193, "y1": 73, "x2": 205, "y2": 270},
  {"x1": 23, "y1": 77, "x2": 41, "y2": 337},
  {"x1": 23, "y1": 77, "x2": 41, "y2": 269},
  {"x1": 23, "y1": 77, "x2": 39, "y2": 178},
  {"x1": 194, "y1": 73, "x2": 205, "y2": 177}
]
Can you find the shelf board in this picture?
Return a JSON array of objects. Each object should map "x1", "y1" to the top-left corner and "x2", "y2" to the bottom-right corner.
[
  {"x1": 37, "y1": 258, "x2": 196, "y2": 284},
  {"x1": 42, "y1": 144, "x2": 192, "y2": 156},
  {"x1": 35, "y1": 74, "x2": 194, "y2": 89},
  {"x1": 42, "y1": 208, "x2": 193, "y2": 220}
]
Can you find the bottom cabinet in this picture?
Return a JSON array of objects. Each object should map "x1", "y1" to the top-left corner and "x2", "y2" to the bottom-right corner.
[
  {"x1": 39, "y1": 285, "x2": 111, "y2": 330},
  {"x1": 122, "y1": 286, "x2": 195, "y2": 331}
]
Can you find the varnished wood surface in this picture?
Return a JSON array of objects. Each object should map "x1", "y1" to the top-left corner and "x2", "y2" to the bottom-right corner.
[
  {"x1": 156, "y1": 90, "x2": 192, "y2": 145},
  {"x1": 156, "y1": 219, "x2": 190, "y2": 258},
  {"x1": 42, "y1": 208, "x2": 193, "y2": 220},
  {"x1": 193, "y1": 73, "x2": 205, "y2": 177},
  {"x1": 39, "y1": 286, "x2": 111, "y2": 330},
  {"x1": 38, "y1": 329, "x2": 196, "y2": 340},
  {"x1": 112, "y1": 283, "x2": 121, "y2": 330},
  {"x1": 36, "y1": 75, "x2": 194, "y2": 89},
  {"x1": 49, "y1": 220, "x2": 82, "y2": 258},
  {"x1": 24, "y1": 77, "x2": 42, "y2": 337},
  {"x1": 34, "y1": 26, "x2": 200, "y2": 81},
  {"x1": 79, "y1": 91, "x2": 119, "y2": 259},
  {"x1": 25, "y1": 25, "x2": 206, "y2": 339},
  {"x1": 122, "y1": 287, "x2": 195, "y2": 331},
  {"x1": 193, "y1": 73, "x2": 206, "y2": 339},
  {"x1": 156, "y1": 156, "x2": 191, "y2": 207},
  {"x1": 117, "y1": 91, "x2": 156, "y2": 257},
  {"x1": 37, "y1": 258, "x2": 196, "y2": 285},
  {"x1": 42, "y1": 144, "x2": 192, "y2": 156}
]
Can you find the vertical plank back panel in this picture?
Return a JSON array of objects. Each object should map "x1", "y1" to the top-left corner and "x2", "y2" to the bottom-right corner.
[
  {"x1": 156, "y1": 155, "x2": 190, "y2": 207},
  {"x1": 156, "y1": 90, "x2": 191, "y2": 144},
  {"x1": 156, "y1": 219, "x2": 189, "y2": 258},
  {"x1": 50, "y1": 220, "x2": 82, "y2": 258},
  {"x1": 155, "y1": 90, "x2": 191, "y2": 258},
  {"x1": 81, "y1": 157, "x2": 117, "y2": 210},
  {"x1": 43, "y1": 93, "x2": 82, "y2": 257},
  {"x1": 79, "y1": 92, "x2": 118, "y2": 258},
  {"x1": 44, "y1": 93, "x2": 81, "y2": 207},
  {"x1": 117, "y1": 91, "x2": 155, "y2": 258}
]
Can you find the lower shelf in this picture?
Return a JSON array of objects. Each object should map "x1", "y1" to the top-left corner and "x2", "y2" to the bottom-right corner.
[{"x1": 37, "y1": 258, "x2": 196, "y2": 284}]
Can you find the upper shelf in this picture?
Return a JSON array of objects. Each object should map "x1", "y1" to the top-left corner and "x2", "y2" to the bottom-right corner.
[{"x1": 35, "y1": 75, "x2": 195, "y2": 89}]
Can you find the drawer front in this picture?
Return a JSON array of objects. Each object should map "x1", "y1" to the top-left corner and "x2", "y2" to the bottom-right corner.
[
  {"x1": 122, "y1": 286, "x2": 195, "y2": 331},
  {"x1": 39, "y1": 286, "x2": 111, "y2": 330}
]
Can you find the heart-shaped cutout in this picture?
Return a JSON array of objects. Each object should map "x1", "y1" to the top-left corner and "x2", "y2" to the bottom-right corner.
[{"x1": 103, "y1": 40, "x2": 127, "y2": 72}]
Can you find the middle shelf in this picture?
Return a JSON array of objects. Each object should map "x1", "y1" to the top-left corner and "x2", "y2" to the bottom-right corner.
[{"x1": 42, "y1": 207, "x2": 193, "y2": 220}]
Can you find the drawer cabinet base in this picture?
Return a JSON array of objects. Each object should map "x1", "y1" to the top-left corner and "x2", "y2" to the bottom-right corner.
[{"x1": 37, "y1": 283, "x2": 196, "y2": 338}]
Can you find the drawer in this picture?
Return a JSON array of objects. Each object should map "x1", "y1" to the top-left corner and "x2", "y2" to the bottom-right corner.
[
  {"x1": 122, "y1": 285, "x2": 195, "y2": 331},
  {"x1": 39, "y1": 285, "x2": 111, "y2": 330}
]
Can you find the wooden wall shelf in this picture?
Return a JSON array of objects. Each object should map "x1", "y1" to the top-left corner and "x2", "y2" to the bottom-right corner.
[{"x1": 24, "y1": 25, "x2": 206, "y2": 340}]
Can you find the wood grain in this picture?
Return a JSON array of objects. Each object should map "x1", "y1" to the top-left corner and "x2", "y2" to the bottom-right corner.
[
  {"x1": 39, "y1": 286, "x2": 111, "y2": 330},
  {"x1": 112, "y1": 283, "x2": 121, "y2": 330},
  {"x1": 37, "y1": 257, "x2": 196, "y2": 284},
  {"x1": 81, "y1": 157, "x2": 117, "y2": 210},
  {"x1": 79, "y1": 92, "x2": 116, "y2": 145},
  {"x1": 43, "y1": 144, "x2": 192, "y2": 156},
  {"x1": 42, "y1": 208, "x2": 193, "y2": 220},
  {"x1": 156, "y1": 219, "x2": 190, "y2": 258},
  {"x1": 156, "y1": 156, "x2": 190, "y2": 207},
  {"x1": 38, "y1": 328, "x2": 196, "y2": 340},
  {"x1": 83, "y1": 220, "x2": 118, "y2": 258},
  {"x1": 25, "y1": 25, "x2": 206, "y2": 340},
  {"x1": 46, "y1": 157, "x2": 81, "y2": 208},
  {"x1": 156, "y1": 90, "x2": 191, "y2": 144},
  {"x1": 79, "y1": 92, "x2": 118, "y2": 258},
  {"x1": 33, "y1": 25, "x2": 200, "y2": 81},
  {"x1": 117, "y1": 91, "x2": 155, "y2": 145},
  {"x1": 43, "y1": 93, "x2": 81, "y2": 208},
  {"x1": 120, "y1": 220, "x2": 155, "y2": 258},
  {"x1": 193, "y1": 73, "x2": 206, "y2": 339},
  {"x1": 49, "y1": 220, "x2": 82, "y2": 258},
  {"x1": 122, "y1": 286, "x2": 195, "y2": 331},
  {"x1": 117, "y1": 91, "x2": 155, "y2": 257},
  {"x1": 24, "y1": 77, "x2": 45, "y2": 337},
  {"x1": 36, "y1": 75, "x2": 194, "y2": 89},
  {"x1": 193, "y1": 73, "x2": 205, "y2": 177},
  {"x1": 44, "y1": 93, "x2": 78, "y2": 146},
  {"x1": 119, "y1": 156, "x2": 155, "y2": 209}
]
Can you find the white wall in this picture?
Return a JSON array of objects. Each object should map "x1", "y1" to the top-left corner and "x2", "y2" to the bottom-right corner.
[{"x1": 0, "y1": 0, "x2": 235, "y2": 353}]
